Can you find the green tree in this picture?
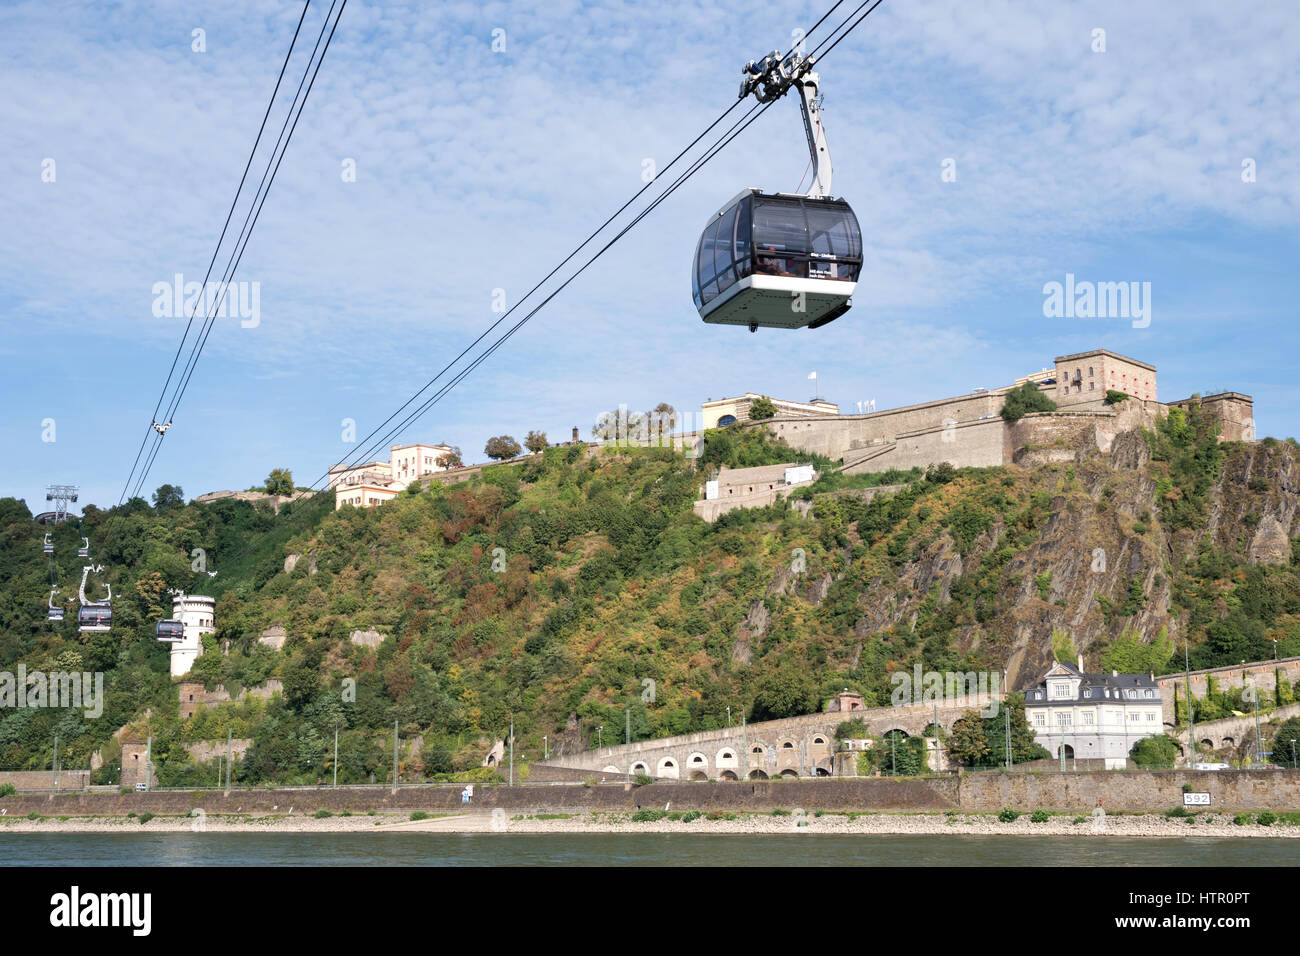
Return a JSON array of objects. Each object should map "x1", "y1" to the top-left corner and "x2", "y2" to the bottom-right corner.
[
  {"x1": 948, "y1": 710, "x2": 991, "y2": 765},
  {"x1": 1104, "y1": 389, "x2": 1128, "y2": 405},
  {"x1": 649, "y1": 402, "x2": 678, "y2": 444},
  {"x1": 869, "y1": 730, "x2": 926, "y2": 776},
  {"x1": 1101, "y1": 626, "x2": 1173, "y2": 674},
  {"x1": 748, "y1": 396, "x2": 777, "y2": 420},
  {"x1": 265, "y1": 468, "x2": 294, "y2": 496},
  {"x1": 524, "y1": 431, "x2": 548, "y2": 454},
  {"x1": 1130, "y1": 734, "x2": 1181, "y2": 768},
  {"x1": 750, "y1": 664, "x2": 817, "y2": 721},
  {"x1": 484, "y1": 435, "x2": 522, "y2": 461},
  {"x1": 1270, "y1": 717, "x2": 1300, "y2": 768},
  {"x1": 436, "y1": 447, "x2": 463, "y2": 469},
  {"x1": 1000, "y1": 382, "x2": 1058, "y2": 421},
  {"x1": 151, "y1": 484, "x2": 184, "y2": 511},
  {"x1": 978, "y1": 699, "x2": 1047, "y2": 767}
]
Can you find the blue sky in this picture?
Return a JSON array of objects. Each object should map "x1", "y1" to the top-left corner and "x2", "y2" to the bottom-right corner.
[{"x1": 1, "y1": 0, "x2": 1298, "y2": 512}]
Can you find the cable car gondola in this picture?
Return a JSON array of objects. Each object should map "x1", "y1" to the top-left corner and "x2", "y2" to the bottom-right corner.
[
  {"x1": 694, "y1": 49, "x2": 862, "y2": 332},
  {"x1": 78, "y1": 537, "x2": 89, "y2": 558},
  {"x1": 43, "y1": 533, "x2": 53, "y2": 555},
  {"x1": 77, "y1": 562, "x2": 112, "y2": 633},
  {"x1": 48, "y1": 590, "x2": 64, "y2": 623},
  {"x1": 155, "y1": 619, "x2": 185, "y2": 642},
  {"x1": 78, "y1": 604, "x2": 112, "y2": 632}
]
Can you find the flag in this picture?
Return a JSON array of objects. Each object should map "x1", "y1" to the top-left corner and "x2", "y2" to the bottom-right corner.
[{"x1": 807, "y1": 371, "x2": 817, "y2": 379}]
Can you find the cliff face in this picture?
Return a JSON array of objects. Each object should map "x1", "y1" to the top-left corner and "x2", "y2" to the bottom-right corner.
[{"x1": 836, "y1": 406, "x2": 1300, "y2": 691}]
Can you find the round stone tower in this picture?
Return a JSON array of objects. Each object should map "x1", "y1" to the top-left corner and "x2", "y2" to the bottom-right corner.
[{"x1": 171, "y1": 594, "x2": 215, "y2": 679}]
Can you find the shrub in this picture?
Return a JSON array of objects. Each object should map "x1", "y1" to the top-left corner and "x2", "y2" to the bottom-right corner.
[
  {"x1": 631, "y1": 808, "x2": 667, "y2": 822},
  {"x1": 1165, "y1": 805, "x2": 1191, "y2": 818},
  {"x1": 27, "y1": 811, "x2": 41, "y2": 821},
  {"x1": 998, "y1": 807, "x2": 1021, "y2": 822},
  {"x1": 314, "y1": 809, "x2": 333, "y2": 819},
  {"x1": 633, "y1": 773, "x2": 654, "y2": 787},
  {"x1": 0, "y1": 783, "x2": 15, "y2": 797},
  {"x1": 1030, "y1": 809, "x2": 1050, "y2": 823},
  {"x1": 1104, "y1": 390, "x2": 1128, "y2": 405},
  {"x1": 1233, "y1": 813, "x2": 1253, "y2": 826},
  {"x1": 582, "y1": 776, "x2": 597, "y2": 788},
  {"x1": 1257, "y1": 811, "x2": 1277, "y2": 826},
  {"x1": 1071, "y1": 815, "x2": 1086, "y2": 825},
  {"x1": 138, "y1": 812, "x2": 154, "y2": 825},
  {"x1": 748, "y1": 396, "x2": 777, "y2": 420},
  {"x1": 1001, "y1": 382, "x2": 1058, "y2": 421},
  {"x1": 410, "y1": 811, "x2": 429, "y2": 821},
  {"x1": 681, "y1": 810, "x2": 701, "y2": 823},
  {"x1": 770, "y1": 808, "x2": 791, "y2": 816}
]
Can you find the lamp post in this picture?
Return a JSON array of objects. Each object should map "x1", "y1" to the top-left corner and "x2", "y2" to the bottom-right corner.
[
  {"x1": 597, "y1": 725, "x2": 603, "y2": 750},
  {"x1": 1003, "y1": 669, "x2": 1011, "y2": 769},
  {"x1": 1291, "y1": 739, "x2": 1296, "y2": 770}
]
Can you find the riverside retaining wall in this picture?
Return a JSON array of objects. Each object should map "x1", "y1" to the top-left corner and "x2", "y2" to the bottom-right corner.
[{"x1": 2, "y1": 771, "x2": 1297, "y2": 817}]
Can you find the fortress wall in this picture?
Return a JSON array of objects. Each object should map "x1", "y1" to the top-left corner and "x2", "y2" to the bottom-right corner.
[
  {"x1": 1154, "y1": 657, "x2": 1300, "y2": 725},
  {"x1": 0, "y1": 771, "x2": 89, "y2": 791},
  {"x1": 879, "y1": 419, "x2": 1008, "y2": 473}
]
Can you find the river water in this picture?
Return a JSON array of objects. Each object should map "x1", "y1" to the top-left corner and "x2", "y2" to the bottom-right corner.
[{"x1": 2, "y1": 833, "x2": 1298, "y2": 866}]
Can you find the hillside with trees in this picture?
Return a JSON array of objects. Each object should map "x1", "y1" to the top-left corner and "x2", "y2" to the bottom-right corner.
[{"x1": 4, "y1": 401, "x2": 1300, "y2": 784}]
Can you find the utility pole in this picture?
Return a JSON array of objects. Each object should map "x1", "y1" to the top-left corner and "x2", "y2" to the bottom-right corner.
[
  {"x1": 1253, "y1": 681, "x2": 1263, "y2": 765},
  {"x1": 226, "y1": 728, "x2": 232, "y2": 793},
  {"x1": 741, "y1": 711, "x2": 748, "y2": 780},
  {"x1": 333, "y1": 725, "x2": 339, "y2": 788},
  {"x1": 624, "y1": 706, "x2": 631, "y2": 786},
  {"x1": 146, "y1": 734, "x2": 152, "y2": 792},
  {"x1": 933, "y1": 699, "x2": 940, "y2": 773},
  {"x1": 509, "y1": 719, "x2": 514, "y2": 787},
  {"x1": 52, "y1": 735, "x2": 58, "y2": 791},
  {"x1": 391, "y1": 720, "x2": 398, "y2": 794},
  {"x1": 891, "y1": 731, "x2": 896, "y2": 775},
  {"x1": 543, "y1": 735, "x2": 548, "y2": 761},
  {"x1": 1185, "y1": 638, "x2": 1195, "y2": 769},
  {"x1": 1003, "y1": 669, "x2": 1011, "y2": 769}
]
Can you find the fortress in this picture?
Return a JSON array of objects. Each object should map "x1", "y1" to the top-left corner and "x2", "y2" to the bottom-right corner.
[{"x1": 705, "y1": 349, "x2": 1254, "y2": 478}]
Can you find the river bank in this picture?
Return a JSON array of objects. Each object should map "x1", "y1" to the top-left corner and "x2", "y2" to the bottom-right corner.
[{"x1": 3, "y1": 808, "x2": 1298, "y2": 838}]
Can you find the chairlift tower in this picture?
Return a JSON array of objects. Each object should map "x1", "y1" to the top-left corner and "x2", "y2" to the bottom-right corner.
[{"x1": 45, "y1": 484, "x2": 79, "y2": 523}]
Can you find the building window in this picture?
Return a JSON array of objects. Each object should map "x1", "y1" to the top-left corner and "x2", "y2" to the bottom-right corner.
[
  {"x1": 1146, "y1": 712, "x2": 1156, "y2": 721},
  {"x1": 1055, "y1": 713, "x2": 1072, "y2": 727},
  {"x1": 1034, "y1": 713, "x2": 1045, "y2": 727},
  {"x1": 1083, "y1": 712, "x2": 1094, "y2": 725}
]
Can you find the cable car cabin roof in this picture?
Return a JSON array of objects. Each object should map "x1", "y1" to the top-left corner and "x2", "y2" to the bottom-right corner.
[{"x1": 693, "y1": 189, "x2": 862, "y2": 331}]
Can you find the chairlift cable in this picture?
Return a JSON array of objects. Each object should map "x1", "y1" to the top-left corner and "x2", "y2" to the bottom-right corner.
[{"x1": 119, "y1": 1, "x2": 314, "y2": 505}]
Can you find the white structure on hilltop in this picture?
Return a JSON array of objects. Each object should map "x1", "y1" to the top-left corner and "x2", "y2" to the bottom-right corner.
[
  {"x1": 330, "y1": 441, "x2": 456, "y2": 510},
  {"x1": 1024, "y1": 660, "x2": 1164, "y2": 769},
  {"x1": 170, "y1": 594, "x2": 215, "y2": 679}
]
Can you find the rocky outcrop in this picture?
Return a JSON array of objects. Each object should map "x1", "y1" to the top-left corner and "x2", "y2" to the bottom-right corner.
[{"x1": 350, "y1": 629, "x2": 385, "y2": 649}]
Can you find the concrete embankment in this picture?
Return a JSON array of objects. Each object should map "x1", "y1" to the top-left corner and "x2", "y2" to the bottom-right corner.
[{"x1": 2, "y1": 770, "x2": 1298, "y2": 818}]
